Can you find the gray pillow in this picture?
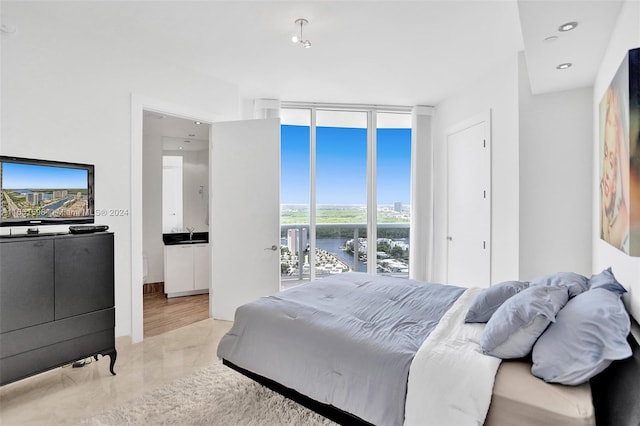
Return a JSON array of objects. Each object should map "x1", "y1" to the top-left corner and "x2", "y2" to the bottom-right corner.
[
  {"x1": 531, "y1": 288, "x2": 631, "y2": 385},
  {"x1": 465, "y1": 280, "x2": 529, "y2": 323},
  {"x1": 480, "y1": 285, "x2": 569, "y2": 359},
  {"x1": 529, "y1": 272, "x2": 589, "y2": 298},
  {"x1": 589, "y1": 267, "x2": 627, "y2": 295}
]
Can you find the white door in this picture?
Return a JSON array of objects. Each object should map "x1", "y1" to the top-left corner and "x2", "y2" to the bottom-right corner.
[
  {"x1": 210, "y1": 118, "x2": 281, "y2": 321},
  {"x1": 446, "y1": 116, "x2": 491, "y2": 288}
]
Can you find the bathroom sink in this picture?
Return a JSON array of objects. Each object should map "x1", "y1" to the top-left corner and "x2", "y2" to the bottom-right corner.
[
  {"x1": 162, "y1": 232, "x2": 209, "y2": 245},
  {"x1": 175, "y1": 239, "x2": 208, "y2": 244}
]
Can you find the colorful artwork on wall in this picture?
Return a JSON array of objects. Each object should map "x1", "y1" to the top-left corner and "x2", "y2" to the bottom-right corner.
[{"x1": 599, "y1": 47, "x2": 640, "y2": 255}]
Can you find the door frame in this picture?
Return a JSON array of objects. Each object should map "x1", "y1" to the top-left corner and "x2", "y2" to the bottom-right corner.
[
  {"x1": 444, "y1": 110, "x2": 492, "y2": 286},
  {"x1": 130, "y1": 94, "x2": 220, "y2": 343}
]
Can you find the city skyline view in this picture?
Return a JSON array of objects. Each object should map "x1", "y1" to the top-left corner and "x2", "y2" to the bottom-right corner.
[{"x1": 1, "y1": 163, "x2": 90, "y2": 220}]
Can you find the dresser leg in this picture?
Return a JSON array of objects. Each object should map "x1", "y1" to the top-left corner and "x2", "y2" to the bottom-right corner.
[
  {"x1": 106, "y1": 349, "x2": 117, "y2": 376},
  {"x1": 97, "y1": 349, "x2": 117, "y2": 375}
]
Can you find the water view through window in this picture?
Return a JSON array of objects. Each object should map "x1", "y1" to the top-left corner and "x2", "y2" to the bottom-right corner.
[{"x1": 280, "y1": 108, "x2": 411, "y2": 286}]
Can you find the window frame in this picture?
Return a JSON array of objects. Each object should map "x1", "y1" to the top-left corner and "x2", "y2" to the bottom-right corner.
[{"x1": 281, "y1": 102, "x2": 412, "y2": 280}]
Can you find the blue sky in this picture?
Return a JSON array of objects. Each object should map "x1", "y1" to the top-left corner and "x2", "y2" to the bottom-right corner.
[
  {"x1": 281, "y1": 125, "x2": 411, "y2": 205},
  {"x1": 2, "y1": 163, "x2": 87, "y2": 189}
]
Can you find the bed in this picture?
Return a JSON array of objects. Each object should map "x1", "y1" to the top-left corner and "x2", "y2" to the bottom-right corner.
[{"x1": 217, "y1": 272, "x2": 640, "y2": 426}]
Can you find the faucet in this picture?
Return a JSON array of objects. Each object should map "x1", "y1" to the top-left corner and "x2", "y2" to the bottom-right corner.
[{"x1": 187, "y1": 227, "x2": 195, "y2": 240}]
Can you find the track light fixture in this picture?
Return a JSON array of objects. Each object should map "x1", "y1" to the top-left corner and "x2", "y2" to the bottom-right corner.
[{"x1": 291, "y1": 18, "x2": 311, "y2": 48}]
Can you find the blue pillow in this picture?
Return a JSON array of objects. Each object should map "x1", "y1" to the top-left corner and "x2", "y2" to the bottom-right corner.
[
  {"x1": 480, "y1": 285, "x2": 569, "y2": 359},
  {"x1": 529, "y1": 272, "x2": 589, "y2": 298},
  {"x1": 589, "y1": 267, "x2": 627, "y2": 295},
  {"x1": 531, "y1": 288, "x2": 631, "y2": 385},
  {"x1": 465, "y1": 280, "x2": 529, "y2": 323}
]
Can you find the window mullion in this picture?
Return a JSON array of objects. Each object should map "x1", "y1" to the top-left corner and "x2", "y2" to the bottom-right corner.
[
  {"x1": 309, "y1": 107, "x2": 317, "y2": 281},
  {"x1": 367, "y1": 111, "x2": 377, "y2": 274}
]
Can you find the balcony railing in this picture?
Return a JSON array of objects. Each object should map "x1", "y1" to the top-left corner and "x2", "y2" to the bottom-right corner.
[{"x1": 280, "y1": 223, "x2": 410, "y2": 284}]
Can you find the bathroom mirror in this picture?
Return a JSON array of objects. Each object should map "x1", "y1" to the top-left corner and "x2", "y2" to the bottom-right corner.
[{"x1": 162, "y1": 155, "x2": 183, "y2": 233}]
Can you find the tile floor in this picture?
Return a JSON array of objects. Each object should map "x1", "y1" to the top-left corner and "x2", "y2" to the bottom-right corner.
[{"x1": 0, "y1": 319, "x2": 233, "y2": 425}]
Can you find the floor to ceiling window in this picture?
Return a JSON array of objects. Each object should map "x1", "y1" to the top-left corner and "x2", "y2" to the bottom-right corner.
[
  {"x1": 280, "y1": 105, "x2": 411, "y2": 288},
  {"x1": 280, "y1": 109, "x2": 311, "y2": 283},
  {"x1": 376, "y1": 113, "x2": 412, "y2": 276},
  {"x1": 316, "y1": 110, "x2": 368, "y2": 277}
]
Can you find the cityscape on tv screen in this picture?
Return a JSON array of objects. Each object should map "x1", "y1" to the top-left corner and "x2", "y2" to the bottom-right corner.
[{"x1": 1, "y1": 162, "x2": 90, "y2": 220}]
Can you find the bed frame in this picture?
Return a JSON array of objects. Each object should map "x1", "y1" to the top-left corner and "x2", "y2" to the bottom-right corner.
[
  {"x1": 223, "y1": 318, "x2": 640, "y2": 426},
  {"x1": 223, "y1": 359, "x2": 373, "y2": 426},
  {"x1": 590, "y1": 320, "x2": 640, "y2": 426}
]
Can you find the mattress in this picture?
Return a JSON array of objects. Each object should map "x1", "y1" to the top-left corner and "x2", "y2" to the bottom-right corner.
[{"x1": 485, "y1": 359, "x2": 595, "y2": 426}]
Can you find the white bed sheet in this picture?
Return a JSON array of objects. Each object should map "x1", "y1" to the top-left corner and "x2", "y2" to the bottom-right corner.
[{"x1": 405, "y1": 288, "x2": 502, "y2": 426}]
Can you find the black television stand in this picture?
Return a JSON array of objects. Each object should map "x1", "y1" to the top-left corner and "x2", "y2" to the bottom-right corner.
[
  {"x1": 0, "y1": 232, "x2": 116, "y2": 385},
  {"x1": 0, "y1": 231, "x2": 70, "y2": 239}
]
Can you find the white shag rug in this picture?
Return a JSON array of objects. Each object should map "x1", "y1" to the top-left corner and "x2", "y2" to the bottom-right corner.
[{"x1": 78, "y1": 360, "x2": 337, "y2": 426}]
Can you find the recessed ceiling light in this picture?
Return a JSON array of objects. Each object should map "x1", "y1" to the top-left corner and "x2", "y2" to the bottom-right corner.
[
  {"x1": 558, "y1": 21, "x2": 578, "y2": 32},
  {"x1": 543, "y1": 35, "x2": 559, "y2": 43},
  {"x1": 179, "y1": 146, "x2": 183, "y2": 150},
  {"x1": 556, "y1": 63, "x2": 572, "y2": 70},
  {"x1": 194, "y1": 121, "x2": 202, "y2": 125}
]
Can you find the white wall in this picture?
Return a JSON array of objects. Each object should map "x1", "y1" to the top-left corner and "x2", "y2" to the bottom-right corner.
[
  {"x1": 1, "y1": 2, "x2": 240, "y2": 337},
  {"x1": 518, "y1": 53, "x2": 593, "y2": 280},
  {"x1": 431, "y1": 55, "x2": 520, "y2": 284},
  {"x1": 592, "y1": 0, "x2": 640, "y2": 321}
]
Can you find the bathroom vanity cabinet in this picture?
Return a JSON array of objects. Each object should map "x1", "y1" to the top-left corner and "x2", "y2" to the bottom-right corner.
[{"x1": 164, "y1": 243, "x2": 209, "y2": 297}]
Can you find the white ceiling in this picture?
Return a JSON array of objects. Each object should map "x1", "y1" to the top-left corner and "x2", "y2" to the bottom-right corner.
[
  {"x1": 519, "y1": 0, "x2": 623, "y2": 95},
  {"x1": 143, "y1": 111, "x2": 210, "y2": 151},
  {"x1": 3, "y1": 0, "x2": 623, "y2": 107},
  {"x1": 102, "y1": 0, "x2": 621, "y2": 143}
]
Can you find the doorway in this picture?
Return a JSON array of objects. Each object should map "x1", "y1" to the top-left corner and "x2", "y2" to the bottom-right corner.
[
  {"x1": 141, "y1": 111, "x2": 211, "y2": 338},
  {"x1": 446, "y1": 112, "x2": 491, "y2": 288}
]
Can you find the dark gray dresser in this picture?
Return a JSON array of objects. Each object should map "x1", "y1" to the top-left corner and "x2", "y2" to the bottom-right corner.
[{"x1": 0, "y1": 231, "x2": 116, "y2": 385}]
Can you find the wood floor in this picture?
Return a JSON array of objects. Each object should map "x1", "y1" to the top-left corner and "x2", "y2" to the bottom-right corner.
[{"x1": 143, "y1": 292, "x2": 209, "y2": 338}]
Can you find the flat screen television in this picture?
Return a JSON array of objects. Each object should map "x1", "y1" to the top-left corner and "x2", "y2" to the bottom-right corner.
[{"x1": 0, "y1": 156, "x2": 94, "y2": 227}]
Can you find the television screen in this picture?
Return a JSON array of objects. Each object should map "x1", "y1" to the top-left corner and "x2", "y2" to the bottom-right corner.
[{"x1": 0, "y1": 156, "x2": 94, "y2": 227}]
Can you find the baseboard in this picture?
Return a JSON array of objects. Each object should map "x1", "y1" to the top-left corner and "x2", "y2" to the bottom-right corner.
[{"x1": 143, "y1": 282, "x2": 164, "y2": 294}]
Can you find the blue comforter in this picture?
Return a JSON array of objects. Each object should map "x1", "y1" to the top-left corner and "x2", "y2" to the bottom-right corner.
[{"x1": 217, "y1": 272, "x2": 464, "y2": 426}]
